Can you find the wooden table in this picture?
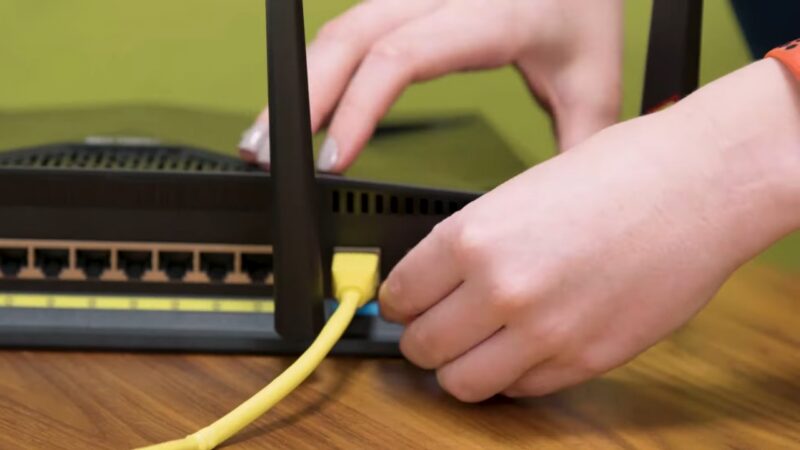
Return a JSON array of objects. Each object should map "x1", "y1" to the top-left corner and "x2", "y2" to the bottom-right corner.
[{"x1": 0, "y1": 263, "x2": 797, "y2": 449}]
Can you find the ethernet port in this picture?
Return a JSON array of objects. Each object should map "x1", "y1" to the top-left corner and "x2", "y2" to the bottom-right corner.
[
  {"x1": 76, "y1": 250, "x2": 111, "y2": 279},
  {"x1": 0, "y1": 248, "x2": 28, "y2": 277},
  {"x1": 159, "y1": 251, "x2": 193, "y2": 281},
  {"x1": 34, "y1": 249, "x2": 69, "y2": 278},
  {"x1": 200, "y1": 252, "x2": 234, "y2": 282},
  {"x1": 117, "y1": 250, "x2": 152, "y2": 280},
  {"x1": 241, "y1": 253, "x2": 272, "y2": 283}
]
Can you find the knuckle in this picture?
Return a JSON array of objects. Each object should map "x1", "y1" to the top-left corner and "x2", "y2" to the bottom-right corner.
[
  {"x1": 400, "y1": 326, "x2": 439, "y2": 369},
  {"x1": 428, "y1": 218, "x2": 452, "y2": 243},
  {"x1": 449, "y1": 221, "x2": 489, "y2": 264},
  {"x1": 485, "y1": 277, "x2": 529, "y2": 314},
  {"x1": 528, "y1": 319, "x2": 571, "y2": 352},
  {"x1": 436, "y1": 369, "x2": 484, "y2": 403},
  {"x1": 486, "y1": 269, "x2": 558, "y2": 316},
  {"x1": 364, "y1": 39, "x2": 418, "y2": 82},
  {"x1": 335, "y1": 94, "x2": 367, "y2": 118},
  {"x1": 315, "y1": 19, "x2": 351, "y2": 44},
  {"x1": 430, "y1": 213, "x2": 462, "y2": 239},
  {"x1": 368, "y1": 38, "x2": 412, "y2": 62}
]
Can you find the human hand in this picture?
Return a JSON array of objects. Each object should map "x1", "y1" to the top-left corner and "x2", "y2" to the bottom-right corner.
[
  {"x1": 239, "y1": 0, "x2": 622, "y2": 171},
  {"x1": 378, "y1": 60, "x2": 800, "y2": 401}
]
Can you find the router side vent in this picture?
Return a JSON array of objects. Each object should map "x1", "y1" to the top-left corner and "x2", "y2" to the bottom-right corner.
[
  {"x1": 0, "y1": 143, "x2": 259, "y2": 173},
  {"x1": 330, "y1": 189, "x2": 466, "y2": 216}
]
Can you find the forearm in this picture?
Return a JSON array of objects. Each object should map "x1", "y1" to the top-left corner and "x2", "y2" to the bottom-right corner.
[
  {"x1": 664, "y1": 59, "x2": 800, "y2": 262},
  {"x1": 680, "y1": 58, "x2": 800, "y2": 211}
]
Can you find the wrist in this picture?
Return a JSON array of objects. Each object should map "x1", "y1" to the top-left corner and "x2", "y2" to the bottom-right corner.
[{"x1": 669, "y1": 59, "x2": 800, "y2": 257}]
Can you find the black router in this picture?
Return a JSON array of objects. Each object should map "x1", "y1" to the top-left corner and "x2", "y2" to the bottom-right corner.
[{"x1": 0, "y1": 0, "x2": 701, "y2": 354}]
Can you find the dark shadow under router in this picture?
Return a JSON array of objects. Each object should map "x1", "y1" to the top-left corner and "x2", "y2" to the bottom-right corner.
[{"x1": 0, "y1": 0, "x2": 702, "y2": 354}]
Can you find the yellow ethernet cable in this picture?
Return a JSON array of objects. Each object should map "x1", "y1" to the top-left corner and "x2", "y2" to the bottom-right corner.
[{"x1": 135, "y1": 251, "x2": 380, "y2": 450}]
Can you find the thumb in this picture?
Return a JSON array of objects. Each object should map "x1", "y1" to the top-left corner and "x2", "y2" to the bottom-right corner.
[
  {"x1": 553, "y1": 100, "x2": 620, "y2": 151},
  {"x1": 546, "y1": 65, "x2": 622, "y2": 152}
]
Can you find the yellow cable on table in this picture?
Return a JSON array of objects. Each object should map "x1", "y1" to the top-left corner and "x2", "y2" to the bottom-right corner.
[{"x1": 135, "y1": 251, "x2": 380, "y2": 450}]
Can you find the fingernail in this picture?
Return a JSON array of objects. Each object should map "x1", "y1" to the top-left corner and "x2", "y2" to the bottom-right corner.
[
  {"x1": 256, "y1": 134, "x2": 270, "y2": 169},
  {"x1": 378, "y1": 277, "x2": 401, "y2": 306},
  {"x1": 378, "y1": 281, "x2": 390, "y2": 302},
  {"x1": 378, "y1": 280, "x2": 398, "y2": 321},
  {"x1": 238, "y1": 122, "x2": 269, "y2": 155},
  {"x1": 317, "y1": 137, "x2": 339, "y2": 172}
]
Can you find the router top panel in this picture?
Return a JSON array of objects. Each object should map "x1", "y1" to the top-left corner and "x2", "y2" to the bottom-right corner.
[
  {"x1": 0, "y1": 141, "x2": 258, "y2": 174},
  {"x1": 0, "y1": 105, "x2": 529, "y2": 192}
]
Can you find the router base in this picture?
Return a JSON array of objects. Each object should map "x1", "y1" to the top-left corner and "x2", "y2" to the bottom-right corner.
[{"x1": 0, "y1": 306, "x2": 402, "y2": 356}]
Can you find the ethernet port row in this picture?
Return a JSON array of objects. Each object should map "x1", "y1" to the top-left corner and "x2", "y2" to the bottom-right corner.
[
  {"x1": 158, "y1": 251, "x2": 192, "y2": 281},
  {"x1": 0, "y1": 241, "x2": 273, "y2": 285},
  {"x1": 241, "y1": 253, "x2": 272, "y2": 282},
  {"x1": 118, "y1": 250, "x2": 151, "y2": 280},
  {"x1": 76, "y1": 250, "x2": 111, "y2": 279},
  {"x1": 35, "y1": 249, "x2": 69, "y2": 278},
  {"x1": 0, "y1": 248, "x2": 27, "y2": 277},
  {"x1": 200, "y1": 252, "x2": 234, "y2": 282}
]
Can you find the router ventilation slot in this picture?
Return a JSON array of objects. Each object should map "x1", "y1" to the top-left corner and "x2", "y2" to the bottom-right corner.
[
  {"x1": 0, "y1": 143, "x2": 258, "y2": 173},
  {"x1": 330, "y1": 189, "x2": 465, "y2": 216}
]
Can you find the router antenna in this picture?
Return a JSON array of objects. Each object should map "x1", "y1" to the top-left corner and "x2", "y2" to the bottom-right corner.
[
  {"x1": 266, "y1": 0, "x2": 325, "y2": 340},
  {"x1": 641, "y1": 0, "x2": 703, "y2": 114}
]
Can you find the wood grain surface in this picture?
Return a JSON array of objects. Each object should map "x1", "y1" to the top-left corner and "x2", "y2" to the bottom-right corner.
[{"x1": 0, "y1": 263, "x2": 797, "y2": 449}]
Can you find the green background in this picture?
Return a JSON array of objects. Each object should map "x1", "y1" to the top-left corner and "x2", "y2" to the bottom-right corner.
[{"x1": 0, "y1": 0, "x2": 797, "y2": 269}]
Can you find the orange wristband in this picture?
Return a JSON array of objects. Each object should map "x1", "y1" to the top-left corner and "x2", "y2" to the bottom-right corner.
[{"x1": 766, "y1": 38, "x2": 800, "y2": 81}]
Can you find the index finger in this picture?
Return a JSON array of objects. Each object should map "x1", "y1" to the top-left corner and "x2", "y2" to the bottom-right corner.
[
  {"x1": 239, "y1": 0, "x2": 442, "y2": 165},
  {"x1": 306, "y1": 0, "x2": 444, "y2": 131}
]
